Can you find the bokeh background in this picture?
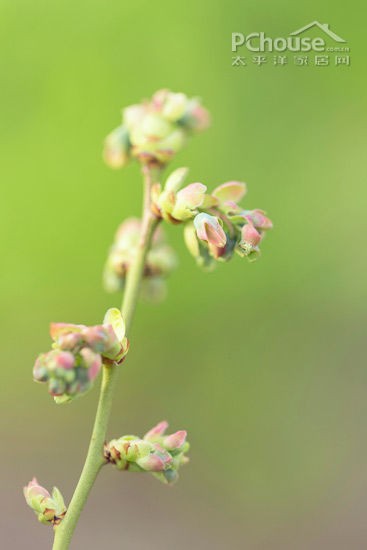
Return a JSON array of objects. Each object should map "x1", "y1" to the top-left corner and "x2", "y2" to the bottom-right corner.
[{"x1": 1, "y1": 0, "x2": 366, "y2": 548}]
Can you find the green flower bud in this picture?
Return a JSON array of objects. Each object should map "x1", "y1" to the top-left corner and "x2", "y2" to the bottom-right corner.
[
  {"x1": 161, "y1": 92, "x2": 188, "y2": 122},
  {"x1": 153, "y1": 168, "x2": 207, "y2": 223},
  {"x1": 23, "y1": 478, "x2": 66, "y2": 526},
  {"x1": 104, "y1": 90, "x2": 210, "y2": 168},
  {"x1": 103, "y1": 126, "x2": 130, "y2": 169}
]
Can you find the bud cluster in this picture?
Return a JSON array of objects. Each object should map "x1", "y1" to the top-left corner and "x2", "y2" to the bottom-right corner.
[
  {"x1": 103, "y1": 89, "x2": 210, "y2": 168},
  {"x1": 104, "y1": 421, "x2": 189, "y2": 484},
  {"x1": 103, "y1": 218, "x2": 177, "y2": 301},
  {"x1": 151, "y1": 169, "x2": 273, "y2": 268},
  {"x1": 23, "y1": 478, "x2": 66, "y2": 526},
  {"x1": 33, "y1": 308, "x2": 129, "y2": 403}
]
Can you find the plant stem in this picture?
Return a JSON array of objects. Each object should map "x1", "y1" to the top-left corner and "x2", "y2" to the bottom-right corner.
[{"x1": 52, "y1": 166, "x2": 160, "y2": 550}]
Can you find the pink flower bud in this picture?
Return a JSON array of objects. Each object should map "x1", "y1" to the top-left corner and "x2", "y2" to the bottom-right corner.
[
  {"x1": 144, "y1": 420, "x2": 169, "y2": 441},
  {"x1": 24, "y1": 478, "x2": 51, "y2": 504},
  {"x1": 243, "y1": 209, "x2": 273, "y2": 229},
  {"x1": 240, "y1": 224, "x2": 262, "y2": 247},
  {"x1": 185, "y1": 99, "x2": 211, "y2": 132},
  {"x1": 164, "y1": 430, "x2": 187, "y2": 451},
  {"x1": 79, "y1": 348, "x2": 102, "y2": 381},
  {"x1": 23, "y1": 479, "x2": 66, "y2": 525},
  {"x1": 106, "y1": 423, "x2": 190, "y2": 484},
  {"x1": 82, "y1": 325, "x2": 115, "y2": 352},
  {"x1": 53, "y1": 351, "x2": 75, "y2": 370},
  {"x1": 194, "y1": 213, "x2": 226, "y2": 248},
  {"x1": 137, "y1": 453, "x2": 167, "y2": 472},
  {"x1": 50, "y1": 323, "x2": 85, "y2": 345}
]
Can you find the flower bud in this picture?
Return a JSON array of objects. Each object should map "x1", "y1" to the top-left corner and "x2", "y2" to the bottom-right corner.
[
  {"x1": 183, "y1": 222, "x2": 216, "y2": 270},
  {"x1": 238, "y1": 223, "x2": 262, "y2": 260},
  {"x1": 163, "y1": 430, "x2": 187, "y2": 451},
  {"x1": 241, "y1": 223, "x2": 261, "y2": 247},
  {"x1": 82, "y1": 325, "x2": 118, "y2": 355},
  {"x1": 105, "y1": 421, "x2": 189, "y2": 484},
  {"x1": 79, "y1": 348, "x2": 102, "y2": 382},
  {"x1": 144, "y1": 420, "x2": 169, "y2": 441},
  {"x1": 104, "y1": 219, "x2": 177, "y2": 300},
  {"x1": 153, "y1": 168, "x2": 207, "y2": 223},
  {"x1": 103, "y1": 126, "x2": 130, "y2": 169},
  {"x1": 50, "y1": 323, "x2": 84, "y2": 350},
  {"x1": 179, "y1": 178, "x2": 272, "y2": 267},
  {"x1": 160, "y1": 92, "x2": 188, "y2": 121},
  {"x1": 141, "y1": 113, "x2": 173, "y2": 140},
  {"x1": 23, "y1": 478, "x2": 66, "y2": 526},
  {"x1": 180, "y1": 98, "x2": 211, "y2": 132},
  {"x1": 136, "y1": 451, "x2": 171, "y2": 472},
  {"x1": 194, "y1": 213, "x2": 227, "y2": 248},
  {"x1": 105, "y1": 90, "x2": 210, "y2": 168},
  {"x1": 123, "y1": 104, "x2": 146, "y2": 131},
  {"x1": 212, "y1": 181, "x2": 247, "y2": 205},
  {"x1": 242, "y1": 209, "x2": 273, "y2": 230},
  {"x1": 170, "y1": 183, "x2": 207, "y2": 221},
  {"x1": 33, "y1": 310, "x2": 128, "y2": 403}
]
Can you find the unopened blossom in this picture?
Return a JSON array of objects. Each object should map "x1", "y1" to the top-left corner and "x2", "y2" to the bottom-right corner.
[
  {"x1": 194, "y1": 212, "x2": 227, "y2": 248},
  {"x1": 103, "y1": 126, "x2": 130, "y2": 169},
  {"x1": 33, "y1": 309, "x2": 129, "y2": 403},
  {"x1": 179, "y1": 178, "x2": 272, "y2": 267},
  {"x1": 103, "y1": 218, "x2": 177, "y2": 300},
  {"x1": 23, "y1": 478, "x2": 66, "y2": 526},
  {"x1": 183, "y1": 222, "x2": 216, "y2": 270},
  {"x1": 151, "y1": 167, "x2": 207, "y2": 223},
  {"x1": 238, "y1": 223, "x2": 262, "y2": 259},
  {"x1": 105, "y1": 421, "x2": 189, "y2": 484},
  {"x1": 103, "y1": 90, "x2": 210, "y2": 168},
  {"x1": 242, "y1": 209, "x2": 273, "y2": 230},
  {"x1": 211, "y1": 181, "x2": 247, "y2": 207}
]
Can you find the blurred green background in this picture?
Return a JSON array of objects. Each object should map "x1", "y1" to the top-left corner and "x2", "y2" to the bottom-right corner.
[{"x1": 1, "y1": 0, "x2": 366, "y2": 548}]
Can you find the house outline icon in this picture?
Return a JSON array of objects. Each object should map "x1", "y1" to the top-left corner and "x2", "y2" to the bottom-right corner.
[{"x1": 290, "y1": 21, "x2": 346, "y2": 43}]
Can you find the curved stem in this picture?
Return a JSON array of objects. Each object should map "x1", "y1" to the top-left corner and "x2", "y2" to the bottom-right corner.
[{"x1": 52, "y1": 166, "x2": 160, "y2": 550}]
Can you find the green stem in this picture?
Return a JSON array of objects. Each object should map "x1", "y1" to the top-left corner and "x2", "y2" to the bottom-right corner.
[{"x1": 52, "y1": 166, "x2": 160, "y2": 550}]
